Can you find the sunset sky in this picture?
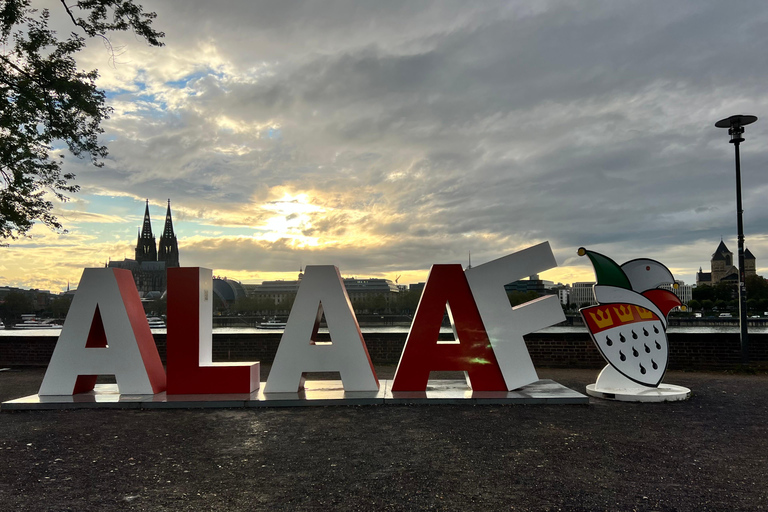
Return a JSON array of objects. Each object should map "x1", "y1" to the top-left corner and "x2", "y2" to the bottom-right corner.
[{"x1": 5, "y1": 0, "x2": 768, "y2": 292}]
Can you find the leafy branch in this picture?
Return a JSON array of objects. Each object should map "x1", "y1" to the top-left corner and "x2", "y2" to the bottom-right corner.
[{"x1": 0, "y1": 0, "x2": 163, "y2": 240}]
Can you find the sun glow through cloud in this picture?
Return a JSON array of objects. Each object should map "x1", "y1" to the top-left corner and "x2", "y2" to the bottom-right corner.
[{"x1": 254, "y1": 193, "x2": 324, "y2": 246}]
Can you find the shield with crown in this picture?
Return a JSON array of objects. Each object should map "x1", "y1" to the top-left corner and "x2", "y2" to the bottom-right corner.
[
  {"x1": 582, "y1": 302, "x2": 668, "y2": 386},
  {"x1": 578, "y1": 248, "x2": 684, "y2": 388}
]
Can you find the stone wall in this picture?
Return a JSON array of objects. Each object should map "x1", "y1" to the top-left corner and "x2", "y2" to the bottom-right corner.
[{"x1": 1, "y1": 332, "x2": 766, "y2": 370}]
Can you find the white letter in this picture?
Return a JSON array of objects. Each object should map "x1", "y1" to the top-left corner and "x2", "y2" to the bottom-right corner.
[
  {"x1": 39, "y1": 268, "x2": 166, "y2": 396},
  {"x1": 465, "y1": 242, "x2": 565, "y2": 390},
  {"x1": 264, "y1": 266, "x2": 379, "y2": 393}
]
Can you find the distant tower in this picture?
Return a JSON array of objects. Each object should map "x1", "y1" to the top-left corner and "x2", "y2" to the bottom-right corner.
[
  {"x1": 135, "y1": 200, "x2": 157, "y2": 262},
  {"x1": 744, "y1": 248, "x2": 756, "y2": 277},
  {"x1": 158, "y1": 199, "x2": 180, "y2": 268}
]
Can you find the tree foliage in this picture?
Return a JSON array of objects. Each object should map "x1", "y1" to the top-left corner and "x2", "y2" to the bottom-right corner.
[
  {"x1": 692, "y1": 281, "x2": 735, "y2": 303},
  {"x1": 0, "y1": 0, "x2": 163, "y2": 240},
  {"x1": 47, "y1": 294, "x2": 72, "y2": 318},
  {"x1": 746, "y1": 274, "x2": 768, "y2": 301},
  {"x1": 0, "y1": 290, "x2": 34, "y2": 327},
  {"x1": 507, "y1": 290, "x2": 540, "y2": 308}
]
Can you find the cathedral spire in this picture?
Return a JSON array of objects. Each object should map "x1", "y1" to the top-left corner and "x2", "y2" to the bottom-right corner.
[
  {"x1": 135, "y1": 199, "x2": 157, "y2": 262},
  {"x1": 162, "y1": 199, "x2": 175, "y2": 239},
  {"x1": 141, "y1": 200, "x2": 153, "y2": 238},
  {"x1": 158, "y1": 199, "x2": 180, "y2": 268}
]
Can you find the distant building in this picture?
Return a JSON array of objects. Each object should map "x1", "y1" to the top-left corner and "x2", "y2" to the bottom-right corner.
[
  {"x1": 108, "y1": 200, "x2": 180, "y2": 295},
  {"x1": 571, "y1": 282, "x2": 597, "y2": 307},
  {"x1": 504, "y1": 274, "x2": 554, "y2": 295},
  {"x1": 248, "y1": 271, "x2": 399, "y2": 307},
  {"x1": 503, "y1": 274, "x2": 569, "y2": 300},
  {"x1": 409, "y1": 282, "x2": 426, "y2": 295},
  {"x1": 343, "y1": 277, "x2": 399, "y2": 305},
  {"x1": 248, "y1": 272, "x2": 302, "y2": 306},
  {"x1": 696, "y1": 240, "x2": 755, "y2": 287},
  {"x1": 213, "y1": 277, "x2": 247, "y2": 307},
  {"x1": 661, "y1": 280, "x2": 692, "y2": 306}
]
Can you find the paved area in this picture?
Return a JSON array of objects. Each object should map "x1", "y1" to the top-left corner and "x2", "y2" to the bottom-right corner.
[{"x1": 1, "y1": 366, "x2": 767, "y2": 511}]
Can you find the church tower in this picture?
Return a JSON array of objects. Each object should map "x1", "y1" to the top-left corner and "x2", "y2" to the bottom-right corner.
[
  {"x1": 135, "y1": 200, "x2": 157, "y2": 263},
  {"x1": 744, "y1": 248, "x2": 756, "y2": 277},
  {"x1": 158, "y1": 199, "x2": 180, "y2": 268}
]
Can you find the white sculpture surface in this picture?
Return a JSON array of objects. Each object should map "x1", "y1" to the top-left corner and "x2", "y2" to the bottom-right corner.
[
  {"x1": 264, "y1": 265, "x2": 379, "y2": 393},
  {"x1": 465, "y1": 242, "x2": 565, "y2": 390},
  {"x1": 39, "y1": 268, "x2": 166, "y2": 396}
]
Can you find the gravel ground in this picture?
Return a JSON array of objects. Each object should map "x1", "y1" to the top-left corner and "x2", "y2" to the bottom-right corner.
[{"x1": 1, "y1": 366, "x2": 767, "y2": 511}]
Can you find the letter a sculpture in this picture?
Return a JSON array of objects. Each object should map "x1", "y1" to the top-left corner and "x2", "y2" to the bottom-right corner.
[{"x1": 578, "y1": 248, "x2": 690, "y2": 402}]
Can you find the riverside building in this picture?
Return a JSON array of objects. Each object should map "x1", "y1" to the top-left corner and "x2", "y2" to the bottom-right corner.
[
  {"x1": 570, "y1": 282, "x2": 597, "y2": 307},
  {"x1": 246, "y1": 271, "x2": 399, "y2": 307}
]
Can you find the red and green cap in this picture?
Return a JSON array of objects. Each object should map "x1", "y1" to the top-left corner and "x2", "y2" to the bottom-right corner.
[{"x1": 577, "y1": 247, "x2": 632, "y2": 290}]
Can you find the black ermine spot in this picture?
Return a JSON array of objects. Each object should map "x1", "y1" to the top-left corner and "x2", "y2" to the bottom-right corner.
[
  {"x1": 644, "y1": 343, "x2": 651, "y2": 353},
  {"x1": 631, "y1": 330, "x2": 638, "y2": 339},
  {"x1": 639, "y1": 363, "x2": 647, "y2": 375},
  {"x1": 653, "y1": 326, "x2": 659, "y2": 334},
  {"x1": 655, "y1": 340, "x2": 662, "y2": 350},
  {"x1": 632, "y1": 347, "x2": 639, "y2": 358},
  {"x1": 652, "y1": 359, "x2": 658, "y2": 370},
  {"x1": 605, "y1": 336, "x2": 613, "y2": 346},
  {"x1": 643, "y1": 328, "x2": 649, "y2": 337},
  {"x1": 620, "y1": 333, "x2": 626, "y2": 343},
  {"x1": 619, "y1": 350, "x2": 626, "y2": 362}
]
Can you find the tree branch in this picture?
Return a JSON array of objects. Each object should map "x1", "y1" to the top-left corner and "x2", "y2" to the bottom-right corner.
[{"x1": 59, "y1": 0, "x2": 116, "y2": 66}]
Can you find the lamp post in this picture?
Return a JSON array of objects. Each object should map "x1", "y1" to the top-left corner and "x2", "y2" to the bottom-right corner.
[{"x1": 715, "y1": 114, "x2": 758, "y2": 364}]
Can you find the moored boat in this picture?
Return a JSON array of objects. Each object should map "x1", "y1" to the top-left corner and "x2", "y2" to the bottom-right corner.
[
  {"x1": 14, "y1": 314, "x2": 62, "y2": 329},
  {"x1": 146, "y1": 316, "x2": 166, "y2": 329},
  {"x1": 258, "y1": 318, "x2": 287, "y2": 329}
]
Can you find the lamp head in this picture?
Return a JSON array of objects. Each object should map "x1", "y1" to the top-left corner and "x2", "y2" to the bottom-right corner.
[{"x1": 715, "y1": 114, "x2": 758, "y2": 144}]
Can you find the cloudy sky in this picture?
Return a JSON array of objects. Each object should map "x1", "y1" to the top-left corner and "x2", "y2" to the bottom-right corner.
[{"x1": 5, "y1": 0, "x2": 768, "y2": 292}]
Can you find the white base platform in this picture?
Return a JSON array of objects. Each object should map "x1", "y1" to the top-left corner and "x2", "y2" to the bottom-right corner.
[
  {"x1": 1, "y1": 379, "x2": 588, "y2": 410},
  {"x1": 585, "y1": 364, "x2": 691, "y2": 402},
  {"x1": 586, "y1": 383, "x2": 691, "y2": 402}
]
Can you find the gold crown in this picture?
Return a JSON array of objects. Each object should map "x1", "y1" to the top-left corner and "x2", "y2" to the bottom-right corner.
[
  {"x1": 636, "y1": 306, "x2": 654, "y2": 320},
  {"x1": 589, "y1": 308, "x2": 614, "y2": 329},
  {"x1": 614, "y1": 305, "x2": 634, "y2": 323}
]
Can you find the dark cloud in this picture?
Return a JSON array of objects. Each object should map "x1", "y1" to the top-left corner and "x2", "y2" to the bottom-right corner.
[{"x1": 50, "y1": 0, "x2": 768, "y2": 286}]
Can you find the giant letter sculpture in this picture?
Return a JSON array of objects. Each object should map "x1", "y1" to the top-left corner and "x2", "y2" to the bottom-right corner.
[
  {"x1": 39, "y1": 268, "x2": 166, "y2": 396},
  {"x1": 391, "y1": 264, "x2": 507, "y2": 392},
  {"x1": 465, "y1": 242, "x2": 565, "y2": 390},
  {"x1": 264, "y1": 265, "x2": 379, "y2": 393},
  {"x1": 166, "y1": 267, "x2": 260, "y2": 394}
]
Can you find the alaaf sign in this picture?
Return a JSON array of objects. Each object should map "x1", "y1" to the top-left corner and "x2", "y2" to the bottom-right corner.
[{"x1": 39, "y1": 242, "x2": 565, "y2": 398}]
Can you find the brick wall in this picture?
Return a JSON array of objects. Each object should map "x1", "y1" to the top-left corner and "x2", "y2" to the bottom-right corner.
[{"x1": 1, "y1": 332, "x2": 766, "y2": 370}]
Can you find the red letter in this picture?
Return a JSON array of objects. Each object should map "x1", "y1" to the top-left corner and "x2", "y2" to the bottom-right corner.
[
  {"x1": 166, "y1": 267, "x2": 259, "y2": 394},
  {"x1": 391, "y1": 264, "x2": 506, "y2": 392}
]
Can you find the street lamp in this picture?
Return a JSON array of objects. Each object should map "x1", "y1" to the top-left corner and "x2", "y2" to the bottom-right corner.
[{"x1": 715, "y1": 114, "x2": 758, "y2": 364}]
